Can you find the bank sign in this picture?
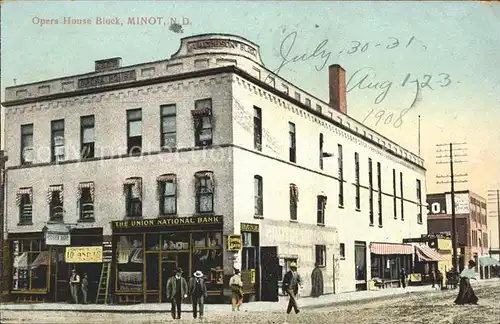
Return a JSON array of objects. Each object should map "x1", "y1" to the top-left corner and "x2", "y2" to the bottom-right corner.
[{"x1": 112, "y1": 215, "x2": 223, "y2": 228}]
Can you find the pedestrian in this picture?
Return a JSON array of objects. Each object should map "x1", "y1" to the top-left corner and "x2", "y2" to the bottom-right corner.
[
  {"x1": 399, "y1": 267, "x2": 407, "y2": 289},
  {"x1": 454, "y1": 260, "x2": 479, "y2": 305},
  {"x1": 166, "y1": 267, "x2": 188, "y2": 320},
  {"x1": 81, "y1": 272, "x2": 89, "y2": 304},
  {"x1": 189, "y1": 270, "x2": 207, "y2": 320},
  {"x1": 69, "y1": 269, "x2": 80, "y2": 304},
  {"x1": 229, "y1": 269, "x2": 244, "y2": 311},
  {"x1": 436, "y1": 270, "x2": 443, "y2": 290},
  {"x1": 429, "y1": 269, "x2": 436, "y2": 288},
  {"x1": 310, "y1": 262, "x2": 324, "y2": 297},
  {"x1": 282, "y1": 262, "x2": 302, "y2": 314}
]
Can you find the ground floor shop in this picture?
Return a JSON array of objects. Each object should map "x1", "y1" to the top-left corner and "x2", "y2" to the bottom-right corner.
[{"x1": 369, "y1": 242, "x2": 413, "y2": 289}]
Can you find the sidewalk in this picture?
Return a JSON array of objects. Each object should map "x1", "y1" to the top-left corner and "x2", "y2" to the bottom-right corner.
[{"x1": 2, "y1": 278, "x2": 498, "y2": 313}]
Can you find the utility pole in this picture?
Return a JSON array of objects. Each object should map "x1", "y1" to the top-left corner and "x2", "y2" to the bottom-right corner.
[
  {"x1": 436, "y1": 142, "x2": 468, "y2": 271},
  {"x1": 487, "y1": 189, "x2": 500, "y2": 259}
]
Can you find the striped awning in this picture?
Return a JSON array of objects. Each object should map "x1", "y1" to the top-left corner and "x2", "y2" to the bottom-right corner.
[
  {"x1": 77, "y1": 182, "x2": 95, "y2": 200},
  {"x1": 156, "y1": 174, "x2": 176, "y2": 200},
  {"x1": 46, "y1": 185, "x2": 63, "y2": 204},
  {"x1": 415, "y1": 245, "x2": 445, "y2": 262},
  {"x1": 123, "y1": 178, "x2": 142, "y2": 200},
  {"x1": 191, "y1": 107, "x2": 212, "y2": 117},
  {"x1": 195, "y1": 171, "x2": 213, "y2": 179},
  {"x1": 370, "y1": 243, "x2": 413, "y2": 255},
  {"x1": 16, "y1": 188, "x2": 33, "y2": 206}
]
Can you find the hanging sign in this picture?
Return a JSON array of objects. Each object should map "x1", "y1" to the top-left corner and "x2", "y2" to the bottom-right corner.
[
  {"x1": 227, "y1": 234, "x2": 242, "y2": 251},
  {"x1": 66, "y1": 246, "x2": 103, "y2": 263}
]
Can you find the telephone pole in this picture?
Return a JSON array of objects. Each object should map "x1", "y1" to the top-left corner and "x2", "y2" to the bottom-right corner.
[
  {"x1": 487, "y1": 189, "x2": 500, "y2": 259},
  {"x1": 436, "y1": 142, "x2": 468, "y2": 271}
]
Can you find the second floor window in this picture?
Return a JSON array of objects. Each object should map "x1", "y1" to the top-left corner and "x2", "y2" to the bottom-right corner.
[
  {"x1": 123, "y1": 177, "x2": 142, "y2": 218},
  {"x1": 127, "y1": 109, "x2": 142, "y2": 155},
  {"x1": 368, "y1": 158, "x2": 373, "y2": 225},
  {"x1": 47, "y1": 185, "x2": 63, "y2": 222},
  {"x1": 317, "y1": 195, "x2": 327, "y2": 225},
  {"x1": 195, "y1": 171, "x2": 214, "y2": 213},
  {"x1": 400, "y1": 172, "x2": 404, "y2": 221},
  {"x1": 393, "y1": 169, "x2": 397, "y2": 219},
  {"x1": 254, "y1": 175, "x2": 263, "y2": 217},
  {"x1": 377, "y1": 162, "x2": 382, "y2": 227},
  {"x1": 254, "y1": 106, "x2": 262, "y2": 151},
  {"x1": 289, "y1": 122, "x2": 296, "y2": 163},
  {"x1": 161, "y1": 104, "x2": 176, "y2": 150},
  {"x1": 17, "y1": 187, "x2": 33, "y2": 225},
  {"x1": 80, "y1": 115, "x2": 95, "y2": 159},
  {"x1": 355, "y1": 152, "x2": 360, "y2": 210},
  {"x1": 338, "y1": 144, "x2": 344, "y2": 207},
  {"x1": 319, "y1": 133, "x2": 324, "y2": 170},
  {"x1": 193, "y1": 99, "x2": 213, "y2": 146},
  {"x1": 157, "y1": 174, "x2": 177, "y2": 216},
  {"x1": 77, "y1": 182, "x2": 95, "y2": 221},
  {"x1": 21, "y1": 124, "x2": 34, "y2": 165},
  {"x1": 416, "y1": 179, "x2": 422, "y2": 224},
  {"x1": 290, "y1": 183, "x2": 298, "y2": 221},
  {"x1": 51, "y1": 119, "x2": 65, "y2": 162}
]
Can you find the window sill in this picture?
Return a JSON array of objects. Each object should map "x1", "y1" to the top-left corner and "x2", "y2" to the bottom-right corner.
[
  {"x1": 254, "y1": 215, "x2": 264, "y2": 219},
  {"x1": 78, "y1": 218, "x2": 95, "y2": 223},
  {"x1": 289, "y1": 220, "x2": 298, "y2": 223},
  {"x1": 317, "y1": 223, "x2": 325, "y2": 227},
  {"x1": 338, "y1": 205, "x2": 345, "y2": 209},
  {"x1": 417, "y1": 222, "x2": 423, "y2": 225},
  {"x1": 124, "y1": 216, "x2": 143, "y2": 220},
  {"x1": 17, "y1": 222, "x2": 33, "y2": 226},
  {"x1": 194, "y1": 212, "x2": 215, "y2": 217},
  {"x1": 159, "y1": 214, "x2": 178, "y2": 218},
  {"x1": 369, "y1": 223, "x2": 374, "y2": 227},
  {"x1": 47, "y1": 220, "x2": 64, "y2": 224},
  {"x1": 355, "y1": 208, "x2": 361, "y2": 212},
  {"x1": 378, "y1": 225, "x2": 383, "y2": 228},
  {"x1": 340, "y1": 257, "x2": 346, "y2": 260}
]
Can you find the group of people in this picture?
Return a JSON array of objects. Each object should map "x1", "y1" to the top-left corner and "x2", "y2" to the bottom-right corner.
[{"x1": 69, "y1": 269, "x2": 89, "y2": 304}]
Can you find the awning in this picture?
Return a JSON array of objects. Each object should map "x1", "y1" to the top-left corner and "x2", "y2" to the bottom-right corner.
[
  {"x1": 370, "y1": 243, "x2": 413, "y2": 255},
  {"x1": 46, "y1": 185, "x2": 63, "y2": 204},
  {"x1": 77, "y1": 182, "x2": 95, "y2": 200},
  {"x1": 157, "y1": 174, "x2": 176, "y2": 182},
  {"x1": 191, "y1": 107, "x2": 212, "y2": 117},
  {"x1": 415, "y1": 245, "x2": 446, "y2": 262},
  {"x1": 479, "y1": 256, "x2": 500, "y2": 267},
  {"x1": 16, "y1": 187, "x2": 33, "y2": 206},
  {"x1": 123, "y1": 178, "x2": 142, "y2": 200}
]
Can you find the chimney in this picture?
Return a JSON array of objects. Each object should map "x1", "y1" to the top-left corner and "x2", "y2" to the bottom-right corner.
[{"x1": 329, "y1": 64, "x2": 347, "y2": 114}]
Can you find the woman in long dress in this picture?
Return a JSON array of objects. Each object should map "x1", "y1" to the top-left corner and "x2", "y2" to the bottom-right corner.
[
  {"x1": 310, "y1": 262, "x2": 324, "y2": 297},
  {"x1": 454, "y1": 260, "x2": 479, "y2": 305}
]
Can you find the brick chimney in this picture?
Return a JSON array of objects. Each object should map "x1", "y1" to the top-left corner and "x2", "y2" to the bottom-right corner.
[{"x1": 329, "y1": 64, "x2": 347, "y2": 114}]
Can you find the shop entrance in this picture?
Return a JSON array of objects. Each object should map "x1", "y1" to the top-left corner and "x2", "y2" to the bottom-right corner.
[
  {"x1": 148, "y1": 252, "x2": 189, "y2": 303},
  {"x1": 50, "y1": 247, "x2": 70, "y2": 302}
]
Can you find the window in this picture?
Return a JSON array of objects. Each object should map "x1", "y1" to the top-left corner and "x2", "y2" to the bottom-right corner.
[
  {"x1": 78, "y1": 182, "x2": 95, "y2": 221},
  {"x1": 319, "y1": 133, "x2": 324, "y2": 170},
  {"x1": 305, "y1": 98, "x2": 311, "y2": 107},
  {"x1": 17, "y1": 188, "x2": 33, "y2": 225},
  {"x1": 123, "y1": 177, "x2": 142, "y2": 218},
  {"x1": 47, "y1": 185, "x2": 63, "y2": 222},
  {"x1": 116, "y1": 235, "x2": 143, "y2": 291},
  {"x1": 315, "y1": 245, "x2": 326, "y2": 267},
  {"x1": 316, "y1": 104, "x2": 322, "y2": 113},
  {"x1": 193, "y1": 99, "x2": 213, "y2": 146},
  {"x1": 127, "y1": 109, "x2": 142, "y2": 154},
  {"x1": 369, "y1": 158, "x2": 374, "y2": 225},
  {"x1": 393, "y1": 169, "x2": 397, "y2": 219},
  {"x1": 51, "y1": 119, "x2": 65, "y2": 162},
  {"x1": 160, "y1": 104, "x2": 176, "y2": 150},
  {"x1": 400, "y1": 172, "x2": 404, "y2": 220},
  {"x1": 294, "y1": 92, "x2": 301, "y2": 101},
  {"x1": 282, "y1": 84, "x2": 289, "y2": 95},
  {"x1": 11, "y1": 239, "x2": 48, "y2": 291},
  {"x1": 289, "y1": 122, "x2": 296, "y2": 163},
  {"x1": 289, "y1": 183, "x2": 298, "y2": 221},
  {"x1": 416, "y1": 179, "x2": 422, "y2": 224},
  {"x1": 338, "y1": 144, "x2": 344, "y2": 206},
  {"x1": 157, "y1": 174, "x2": 177, "y2": 215},
  {"x1": 355, "y1": 153, "x2": 360, "y2": 210},
  {"x1": 254, "y1": 106, "x2": 262, "y2": 151},
  {"x1": 317, "y1": 195, "x2": 327, "y2": 225},
  {"x1": 340, "y1": 243, "x2": 346, "y2": 259},
  {"x1": 377, "y1": 162, "x2": 382, "y2": 227},
  {"x1": 254, "y1": 175, "x2": 263, "y2": 217},
  {"x1": 192, "y1": 232, "x2": 223, "y2": 284},
  {"x1": 195, "y1": 171, "x2": 214, "y2": 214},
  {"x1": 80, "y1": 115, "x2": 95, "y2": 159},
  {"x1": 20, "y1": 124, "x2": 34, "y2": 165}
]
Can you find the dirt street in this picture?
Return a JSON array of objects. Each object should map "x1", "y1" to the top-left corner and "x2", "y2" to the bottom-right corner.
[{"x1": 2, "y1": 284, "x2": 499, "y2": 324}]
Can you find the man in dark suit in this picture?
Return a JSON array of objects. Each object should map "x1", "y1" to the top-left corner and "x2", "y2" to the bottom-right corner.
[
  {"x1": 188, "y1": 270, "x2": 208, "y2": 319},
  {"x1": 166, "y1": 267, "x2": 188, "y2": 319},
  {"x1": 282, "y1": 262, "x2": 302, "y2": 314}
]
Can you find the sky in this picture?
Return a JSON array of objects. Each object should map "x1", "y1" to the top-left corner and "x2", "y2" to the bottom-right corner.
[{"x1": 1, "y1": 1, "x2": 499, "y2": 200}]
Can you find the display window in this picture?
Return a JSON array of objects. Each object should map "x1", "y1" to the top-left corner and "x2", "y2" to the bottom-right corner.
[{"x1": 11, "y1": 239, "x2": 49, "y2": 292}]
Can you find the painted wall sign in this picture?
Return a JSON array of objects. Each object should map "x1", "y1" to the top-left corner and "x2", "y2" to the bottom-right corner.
[
  {"x1": 66, "y1": 246, "x2": 103, "y2": 263},
  {"x1": 112, "y1": 215, "x2": 223, "y2": 229},
  {"x1": 77, "y1": 70, "x2": 136, "y2": 89},
  {"x1": 240, "y1": 223, "x2": 259, "y2": 232},
  {"x1": 187, "y1": 39, "x2": 257, "y2": 57},
  {"x1": 445, "y1": 193, "x2": 470, "y2": 215},
  {"x1": 227, "y1": 234, "x2": 242, "y2": 251}
]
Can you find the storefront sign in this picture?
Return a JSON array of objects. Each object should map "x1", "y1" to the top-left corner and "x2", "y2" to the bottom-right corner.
[
  {"x1": 66, "y1": 246, "x2": 103, "y2": 263},
  {"x1": 240, "y1": 223, "x2": 259, "y2": 232},
  {"x1": 249, "y1": 269, "x2": 256, "y2": 284},
  {"x1": 112, "y1": 215, "x2": 223, "y2": 229},
  {"x1": 187, "y1": 39, "x2": 257, "y2": 57},
  {"x1": 437, "y1": 239, "x2": 452, "y2": 251},
  {"x1": 77, "y1": 70, "x2": 136, "y2": 89},
  {"x1": 45, "y1": 233, "x2": 70, "y2": 246},
  {"x1": 227, "y1": 235, "x2": 242, "y2": 251}
]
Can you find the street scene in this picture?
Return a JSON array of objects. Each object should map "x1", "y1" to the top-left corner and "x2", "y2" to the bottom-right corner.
[{"x1": 1, "y1": 1, "x2": 500, "y2": 324}]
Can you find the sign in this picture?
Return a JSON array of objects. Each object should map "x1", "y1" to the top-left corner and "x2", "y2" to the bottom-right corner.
[
  {"x1": 66, "y1": 246, "x2": 103, "y2": 263},
  {"x1": 437, "y1": 239, "x2": 452, "y2": 251},
  {"x1": 78, "y1": 70, "x2": 136, "y2": 89},
  {"x1": 445, "y1": 193, "x2": 470, "y2": 215},
  {"x1": 227, "y1": 235, "x2": 242, "y2": 251},
  {"x1": 95, "y1": 58, "x2": 122, "y2": 72},
  {"x1": 45, "y1": 233, "x2": 70, "y2": 246},
  {"x1": 426, "y1": 194, "x2": 447, "y2": 215},
  {"x1": 241, "y1": 223, "x2": 259, "y2": 232},
  {"x1": 112, "y1": 215, "x2": 223, "y2": 229},
  {"x1": 187, "y1": 39, "x2": 257, "y2": 57},
  {"x1": 249, "y1": 269, "x2": 256, "y2": 284}
]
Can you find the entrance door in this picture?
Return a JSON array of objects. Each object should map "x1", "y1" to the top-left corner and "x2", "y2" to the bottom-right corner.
[
  {"x1": 260, "y1": 246, "x2": 279, "y2": 302},
  {"x1": 161, "y1": 260, "x2": 176, "y2": 302},
  {"x1": 51, "y1": 247, "x2": 70, "y2": 302}
]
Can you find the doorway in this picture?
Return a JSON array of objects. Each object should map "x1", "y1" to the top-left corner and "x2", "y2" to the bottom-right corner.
[
  {"x1": 50, "y1": 247, "x2": 70, "y2": 302},
  {"x1": 159, "y1": 252, "x2": 189, "y2": 302},
  {"x1": 260, "y1": 246, "x2": 279, "y2": 302}
]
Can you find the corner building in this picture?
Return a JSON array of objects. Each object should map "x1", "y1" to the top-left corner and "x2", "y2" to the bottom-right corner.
[{"x1": 2, "y1": 34, "x2": 426, "y2": 304}]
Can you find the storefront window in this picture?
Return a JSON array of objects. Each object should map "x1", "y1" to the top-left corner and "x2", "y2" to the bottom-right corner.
[
  {"x1": 191, "y1": 232, "x2": 223, "y2": 284},
  {"x1": 146, "y1": 234, "x2": 161, "y2": 251},
  {"x1": 116, "y1": 235, "x2": 143, "y2": 291},
  {"x1": 12, "y1": 239, "x2": 48, "y2": 291},
  {"x1": 162, "y1": 232, "x2": 189, "y2": 251},
  {"x1": 371, "y1": 254, "x2": 412, "y2": 280}
]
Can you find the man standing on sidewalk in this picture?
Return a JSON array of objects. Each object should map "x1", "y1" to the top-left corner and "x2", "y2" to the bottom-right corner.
[
  {"x1": 399, "y1": 267, "x2": 407, "y2": 289},
  {"x1": 282, "y1": 262, "x2": 302, "y2": 314},
  {"x1": 189, "y1": 270, "x2": 207, "y2": 320},
  {"x1": 69, "y1": 269, "x2": 80, "y2": 304},
  {"x1": 166, "y1": 267, "x2": 188, "y2": 320}
]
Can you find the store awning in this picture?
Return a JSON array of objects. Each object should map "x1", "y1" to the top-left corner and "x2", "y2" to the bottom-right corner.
[
  {"x1": 479, "y1": 256, "x2": 500, "y2": 267},
  {"x1": 415, "y1": 245, "x2": 445, "y2": 262},
  {"x1": 370, "y1": 243, "x2": 413, "y2": 255}
]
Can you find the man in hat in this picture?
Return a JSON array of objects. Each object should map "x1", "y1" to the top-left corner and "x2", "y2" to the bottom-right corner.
[
  {"x1": 189, "y1": 270, "x2": 208, "y2": 320},
  {"x1": 282, "y1": 262, "x2": 302, "y2": 314},
  {"x1": 69, "y1": 269, "x2": 80, "y2": 304},
  {"x1": 166, "y1": 267, "x2": 188, "y2": 319}
]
